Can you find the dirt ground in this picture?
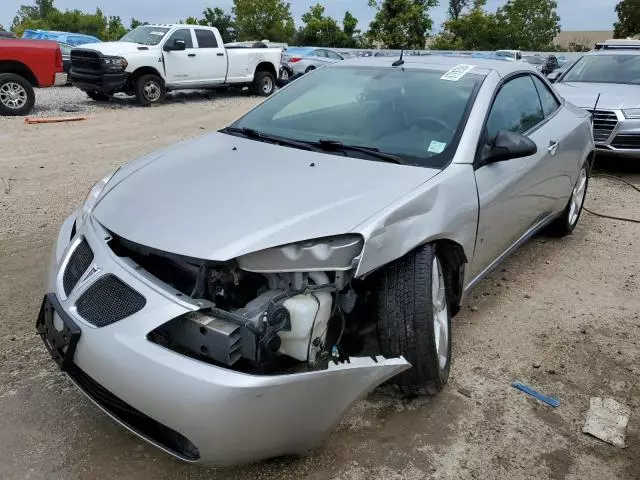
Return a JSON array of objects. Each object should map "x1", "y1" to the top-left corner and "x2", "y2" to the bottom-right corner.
[{"x1": 1, "y1": 92, "x2": 639, "y2": 480}]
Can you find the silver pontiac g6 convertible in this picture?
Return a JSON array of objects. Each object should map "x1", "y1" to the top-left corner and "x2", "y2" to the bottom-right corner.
[{"x1": 37, "y1": 55, "x2": 594, "y2": 465}]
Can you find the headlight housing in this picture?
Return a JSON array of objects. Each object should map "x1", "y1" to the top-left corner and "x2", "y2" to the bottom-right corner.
[
  {"x1": 237, "y1": 235, "x2": 364, "y2": 273},
  {"x1": 623, "y1": 108, "x2": 640, "y2": 119},
  {"x1": 101, "y1": 56, "x2": 128, "y2": 72},
  {"x1": 76, "y1": 173, "x2": 114, "y2": 228}
]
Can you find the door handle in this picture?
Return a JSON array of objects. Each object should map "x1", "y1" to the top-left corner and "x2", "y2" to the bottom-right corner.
[
  {"x1": 188, "y1": 53, "x2": 196, "y2": 57},
  {"x1": 216, "y1": 53, "x2": 224, "y2": 57},
  {"x1": 548, "y1": 141, "x2": 559, "y2": 156}
]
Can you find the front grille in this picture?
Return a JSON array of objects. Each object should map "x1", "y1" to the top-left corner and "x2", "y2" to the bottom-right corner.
[
  {"x1": 76, "y1": 274, "x2": 146, "y2": 327},
  {"x1": 611, "y1": 134, "x2": 640, "y2": 149},
  {"x1": 70, "y1": 49, "x2": 102, "y2": 74},
  {"x1": 66, "y1": 363, "x2": 200, "y2": 461},
  {"x1": 63, "y1": 239, "x2": 93, "y2": 296},
  {"x1": 587, "y1": 109, "x2": 619, "y2": 143}
]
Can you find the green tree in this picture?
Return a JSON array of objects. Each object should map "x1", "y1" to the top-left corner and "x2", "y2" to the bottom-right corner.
[
  {"x1": 496, "y1": 0, "x2": 561, "y2": 50},
  {"x1": 614, "y1": 0, "x2": 640, "y2": 38},
  {"x1": 448, "y1": 0, "x2": 468, "y2": 20},
  {"x1": 342, "y1": 11, "x2": 362, "y2": 47},
  {"x1": 433, "y1": 0, "x2": 503, "y2": 50},
  {"x1": 183, "y1": 16, "x2": 206, "y2": 25},
  {"x1": 367, "y1": 0, "x2": 438, "y2": 49},
  {"x1": 106, "y1": 15, "x2": 126, "y2": 40},
  {"x1": 44, "y1": 8, "x2": 107, "y2": 38},
  {"x1": 296, "y1": 4, "x2": 345, "y2": 46},
  {"x1": 202, "y1": 7, "x2": 236, "y2": 43},
  {"x1": 233, "y1": 0, "x2": 295, "y2": 42},
  {"x1": 130, "y1": 18, "x2": 147, "y2": 30}
]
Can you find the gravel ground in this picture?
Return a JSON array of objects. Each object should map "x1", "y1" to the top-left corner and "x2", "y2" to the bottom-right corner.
[
  {"x1": 1, "y1": 89, "x2": 639, "y2": 479},
  {"x1": 29, "y1": 85, "x2": 248, "y2": 117}
]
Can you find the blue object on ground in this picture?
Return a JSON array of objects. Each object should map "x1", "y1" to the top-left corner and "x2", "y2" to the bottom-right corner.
[{"x1": 511, "y1": 381, "x2": 560, "y2": 408}]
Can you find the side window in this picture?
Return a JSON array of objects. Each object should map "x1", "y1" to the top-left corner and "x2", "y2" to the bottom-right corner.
[
  {"x1": 532, "y1": 76, "x2": 560, "y2": 117},
  {"x1": 195, "y1": 29, "x2": 218, "y2": 48},
  {"x1": 166, "y1": 28, "x2": 193, "y2": 49},
  {"x1": 314, "y1": 49, "x2": 328, "y2": 58},
  {"x1": 326, "y1": 50, "x2": 342, "y2": 60},
  {"x1": 486, "y1": 75, "x2": 544, "y2": 141}
]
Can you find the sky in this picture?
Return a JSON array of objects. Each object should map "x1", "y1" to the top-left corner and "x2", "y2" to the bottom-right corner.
[{"x1": 0, "y1": 0, "x2": 619, "y2": 34}]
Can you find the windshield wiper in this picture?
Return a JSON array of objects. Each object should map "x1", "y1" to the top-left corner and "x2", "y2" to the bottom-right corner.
[
  {"x1": 220, "y1": 127, "x2": 322, "y2": 152},
  {"x1": 310, "y1": 139, "x2": 407, "y2": 165}
]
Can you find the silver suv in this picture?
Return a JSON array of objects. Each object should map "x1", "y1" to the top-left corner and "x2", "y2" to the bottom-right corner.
[{"x1": 554, "y1": 50, "x2": 640, "y2": 158}]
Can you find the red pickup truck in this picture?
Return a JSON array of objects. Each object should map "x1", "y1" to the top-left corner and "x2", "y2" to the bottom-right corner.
[{"x1": 0, "y1": 38, "x2": 67, "y2": 115}]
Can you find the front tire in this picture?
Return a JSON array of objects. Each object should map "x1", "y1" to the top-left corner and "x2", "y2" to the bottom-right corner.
[
  {"x1": 252, "y1": 70, "x2": 275, "y2": 96},
  {"x1": 134, "y1": 74, "x2": 165, "y2": 106},
  {"x1": 546, "y1": 164, "x2": 589, "y2": 237},
  {"x1": 0, "y1": 73, "x2": 35, "y2": 116},
  {"x1": 376, "y1": 244, "x2": 451, "y2": 395}
]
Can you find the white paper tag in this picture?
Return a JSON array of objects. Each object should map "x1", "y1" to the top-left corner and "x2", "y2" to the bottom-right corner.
[
  {"x1": 440, "y1": 64, "x2": 475, "y2": 81},
  {"x1": 428, "y1": 140, "x2": 447, "y2": 154}
]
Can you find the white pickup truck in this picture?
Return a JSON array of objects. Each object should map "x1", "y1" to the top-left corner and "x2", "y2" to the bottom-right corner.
[{"x1": 69, "y1": 24, "x2": 282, "y2": 105}]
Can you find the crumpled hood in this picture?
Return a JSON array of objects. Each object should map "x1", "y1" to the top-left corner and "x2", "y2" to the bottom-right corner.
[
  {"x1": 555, "y1": 82, "x2": 640, "y2": 110},
  {"x1": 93, "y1": 133, "x2": 440, "y2": 260},
  {"x1": 76, "y1": 41, "x2": 148, "y2": 56}
]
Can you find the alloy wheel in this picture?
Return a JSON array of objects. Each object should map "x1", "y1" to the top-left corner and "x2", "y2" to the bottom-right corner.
[
  {"x1": 431, "y1": 256, "x2": 449, "y2": 370},
  {"x1": 0, "y1": 82, "x2": 27, "y2": 110},
  {"x1": 261, "y1": 76, "x2": 273, "y2": 94},
  {"x1": 568, "y1": 167, "x2": 588, "y2": 226},
  {"x1": 143, "y1": 81, "x2": 161, "y2": 102}
]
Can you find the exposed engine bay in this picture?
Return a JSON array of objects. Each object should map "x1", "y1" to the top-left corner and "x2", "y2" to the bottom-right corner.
[{"x1": 109, "y1": 235, "x2": 371, "y2": 374}]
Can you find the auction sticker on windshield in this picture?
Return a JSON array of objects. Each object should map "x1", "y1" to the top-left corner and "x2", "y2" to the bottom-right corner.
[
  {"x1": 428, "y1": 140, "x2": 447, "y2": 154},
  {"x1": 440, "y1": 64, "x2": 475, "y2": 81}
]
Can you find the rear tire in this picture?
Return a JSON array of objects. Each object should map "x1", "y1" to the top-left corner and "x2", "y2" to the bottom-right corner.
[
  {"x1": 546, "y1": 164, "x2": 589, "y2": 237},
  {"x1": 0, "y1": 73, "x2": 35, "y2": 116},
  {"x1": 86, "y1": 91, "x2": 110, "y2": 102},
  {"x1": 134, "y1": 74, "x2": 165, "y2": 106},
  {"x1": 376, "y1": 244, "x2": 452, "y2": 395},
  {"x1": 252, "y1": 70, "x2": 275, "y2": 96}
]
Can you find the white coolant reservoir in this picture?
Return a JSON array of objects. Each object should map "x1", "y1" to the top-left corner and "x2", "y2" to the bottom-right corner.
[{"x1": 279, "y1": 291, "x2": 332, "y2": 363}]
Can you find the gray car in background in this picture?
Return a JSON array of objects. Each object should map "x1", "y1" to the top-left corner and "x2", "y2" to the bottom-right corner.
[
  {"x1": 283, "y1": 46, "x2": 344, "y2": 75},
  {"x1": 38, "y1": 55, "x2": 594, "y2": 466},
  {"x1": 554, "y1": 50, "x2": 640, "y2": 157}
]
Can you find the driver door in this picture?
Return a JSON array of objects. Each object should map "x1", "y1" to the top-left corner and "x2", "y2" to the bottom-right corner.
[
  {"x1": 162, "y1": 28, "x2": 198, "y2": 86},
  {"x1": 470, "y1": 74, "x2": 558, "y2": 279}
]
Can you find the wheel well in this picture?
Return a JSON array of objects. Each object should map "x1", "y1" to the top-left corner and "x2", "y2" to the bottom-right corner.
[
  {"x1": 433, "y1": 240, "x2": 467, "y2": 317},
  {"x1": 132, "y1": 67, "x2": 163, "y2": 84},
  {"x1": 0, "y1": 61, "x2": 38, "y2": 87},
  {"x1": 255, "y1": 62, "x2": 277, "y2": 80}
]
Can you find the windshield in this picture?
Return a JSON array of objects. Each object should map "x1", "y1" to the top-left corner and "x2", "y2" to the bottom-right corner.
[
  {"x1": 120, "y1": 26, "x2": 170, "y2": 45},
  {"x1": 228, "y1": 66, "x2": 482, "y2": 168},
  {"x1": 562, "y1": 54, "x2": 640, "y2": 84},
  {"x1": 526, "y1": 57, "x2": 545, "y2": 65}
]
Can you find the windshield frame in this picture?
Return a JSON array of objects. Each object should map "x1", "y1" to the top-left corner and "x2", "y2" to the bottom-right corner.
[
  {"x1": 226, "y1": 65, "x2": 485, "y2": 169},
  {"x1": 560, "y1": 53, "x2": 640, "y2": 85},
  {"x1": 120, "y1": 26, "x2": 171, "y2": 46}
]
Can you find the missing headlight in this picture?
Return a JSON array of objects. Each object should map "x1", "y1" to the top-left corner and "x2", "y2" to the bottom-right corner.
[{"x1": 237, "y1": 235, "x2": 364, "y2": 273}]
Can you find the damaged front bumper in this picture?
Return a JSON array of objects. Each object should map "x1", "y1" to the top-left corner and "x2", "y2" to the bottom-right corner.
[{"x1": 39, "y1": 213, "x2": 409, "y2": 465}]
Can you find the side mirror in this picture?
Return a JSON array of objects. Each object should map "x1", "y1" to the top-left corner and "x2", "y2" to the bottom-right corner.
[
  {"x1": 482, "y1": 130, "x2": 537, "y2": 165},
  {"x1": 164, "y1": 39, "x2": 186, "y2": 52}
]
